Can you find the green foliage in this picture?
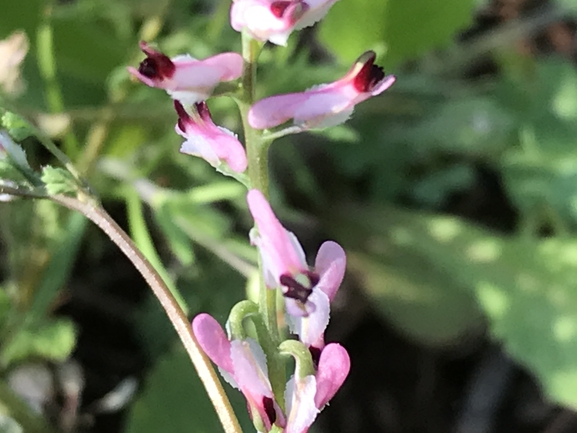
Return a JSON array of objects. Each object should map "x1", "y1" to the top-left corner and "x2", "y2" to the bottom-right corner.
[
  {"x1": 124, "y1": 346, "x2": 252, "y2": 433},
  {"x1": 5, "y1": 0, "x2": 577, "y2": 427},
  {"x1": 1, "y1": 113, "x2": 33, "y2": 142},
  {"x1": 329, "y1": 206, "x2": 485, "y2": 346},
  {"x1": 319, "y1": 0, "x2": 476, "y2": 66},
  {"x1": 0, "y1": 317, "x2": 76, "y2": 367},
  {"x1": 40, "y1": 166, "x2": 77, "y2": 195}
]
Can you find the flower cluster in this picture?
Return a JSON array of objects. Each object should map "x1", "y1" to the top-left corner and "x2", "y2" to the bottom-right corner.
[{"x1": 128, "y1": 0, "x2": 395, "y2": 431}]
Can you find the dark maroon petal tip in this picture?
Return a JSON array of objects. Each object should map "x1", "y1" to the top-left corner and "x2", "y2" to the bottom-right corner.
[
  {"x1": 137, "y1": 42, "x2": 175, "y2": 80},
  {"x1": 270, "y1": 0, "x2": 308, "y2": 21},
  {"x1": 353, "y1": 51, "x2": 385, "y2": 93},
  {"x1": 174, "y1": 100, "x2": 190, "y2": 131},
  {"x1": 280, "y1": 272, "x2": 319, "y2": 304},
  {"x1": 195, "y1": 101, "x2": 211, "y2": 120},
  {"x1": 262, "y1": 397, "x2": 277, "y2": 424}
]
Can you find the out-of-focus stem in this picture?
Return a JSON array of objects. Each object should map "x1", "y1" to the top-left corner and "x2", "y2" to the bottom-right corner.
[{"x1": 36, "y1": 4, "x2": 80, "y2": 157}]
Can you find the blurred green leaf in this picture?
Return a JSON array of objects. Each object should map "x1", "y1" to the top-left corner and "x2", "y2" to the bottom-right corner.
[
  {"x1": 330, "y1": 206, "x2": 485, "y2": 346},
  {"x1": 1, "y1": 113, "x2": 34, "y2": 142},
  {"x1": 319, "y1": 0, "x2": 476, "y2": 66},
  {"x1": 317, "y1": 0, "x2": 388, "y2": 64},
  {"x1": 332, "y1": 204, "x2": 577, "y2": 408},
  {"x1": 383, "y1": 0, "x2": 476, "y2": 67},
  {"x1": 124, "y1": 346, "x2": 252, "y2": 433},
  {"x1": 40, "y1": 166, "x2": 77, "y2": 195},
  {"x1": 28, "y1": 211, "x2": 86, "y2": 318},
  {"x1": 0, "y1": 317, "x2": 76, "y2": 367}
]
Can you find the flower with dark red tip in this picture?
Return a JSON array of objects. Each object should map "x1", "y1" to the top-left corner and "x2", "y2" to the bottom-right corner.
[
  {"x1": 175, "y1": 101, "x2": 247, "y2": 173},
  {"x1": 231, "y1": 0, "x2": 339, "y2": 46},
  {"x1": 127, "y1": 41, "x2": 243, "y2": 104},
  {"x1": 247, "y1": 189, "x2": 346, "y2": 347},
  {"x1": 192, "y1": 314, "x2": 285, "y2": 432},
  {"x1": 248, "y1": 51, "x2": 395, "y2": 130}
]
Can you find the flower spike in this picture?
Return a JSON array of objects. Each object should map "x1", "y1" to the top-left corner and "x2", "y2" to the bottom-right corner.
[
  {"x1": 231, "y1": 0, "x2": 339, "y2": 46},
  {"x1": 175, "y1": 101, "x2": 247, "y2": 173},
  {"x1": 248, "y1": 51, "x2": 395, "y2": 130},
  {"x1": 127, "y1": 41, "x2": 243, "y2": 104}
]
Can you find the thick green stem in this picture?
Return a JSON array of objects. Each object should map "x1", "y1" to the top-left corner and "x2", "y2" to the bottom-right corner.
[{"x1": 238, "y1": 31, "x2": 287, "y2": 407}]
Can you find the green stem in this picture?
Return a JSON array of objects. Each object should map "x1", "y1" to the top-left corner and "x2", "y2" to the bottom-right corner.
[
  {"x1": 36, "y1": 4, "x2": 79, "y2": 157},
  {"x1": 237, "y1": 32, "x2": 279, "y2": 339},
  {"x1": 238, "y1": 31, "x2": 287, "y2": 406}
]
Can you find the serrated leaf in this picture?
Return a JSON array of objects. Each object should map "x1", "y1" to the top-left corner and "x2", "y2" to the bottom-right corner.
[
  {"x1": 1, "y1": 113, "x2": 34, "y2": 142},
  {"x1": 0, "y1": 132, "x2": 31, "y2": 172},
  {"x1": 0, "y1": 318, "x2": 77, "y2": 367},
  {"x1": 40, "y1": 166, "x2": 77, "y2": 195}
]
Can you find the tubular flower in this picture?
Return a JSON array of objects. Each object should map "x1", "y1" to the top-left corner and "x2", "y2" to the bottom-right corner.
[
  {"x1": 284, "y1": 343, "x2": 350, "y2": 433},
  {"x1": 247, "y1": 189, "x2": 346, "y2": 341},
  {"x1": 175, "y1": 101, "x2": 247, "y2": 173},
  {"x1": 127, "y1": 41, "x2": 243, "y2": 105},
  {"x1": 192, "y1": 314, "x2": 285, "y2": 432},
  {"x1": 248, "y1": 51, "x2": 395, "y2": 130},
  {"x1": 230, "y1": 0, "x2": 339, "y2": 46}
]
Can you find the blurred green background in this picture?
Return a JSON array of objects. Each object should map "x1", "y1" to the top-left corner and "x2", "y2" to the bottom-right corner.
[{"x1": 3, "y1": 0, "x2": 577, "y2": 432}]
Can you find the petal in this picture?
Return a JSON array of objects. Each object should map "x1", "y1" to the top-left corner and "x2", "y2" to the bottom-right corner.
[
  {"x1": 176, "y1": 102, "x2": 247, "y2": 173},
  {"x1": 230, "y1": 339, "x2": 281, "y2": 430},
  {"x1": 191, "y1": 314, "x2": 234, "y2": 375},
  {"x1": 286, "y1": 288, "x2": 330, "y2": 346},
  {"x1": 371, "y1": 74, "x2": 396, "y2": 96},
  {"x1": 247, "y1": 189, "x2": 307, "y2": 283},
  {"x1": 284, "y1": 375, "x2": 319, "y2": 433},
  {"x1": 314, "y1": 241, "x2": 346, "y2": 302},
  {"x1": 231, "y1": 0, "x2": 304, "y2": 45},
  {"x1": 314, "y1": 343, "x2": 350, "y2": 409},
  {"x1": 293, "y1": 0, "x2": 339, "y2": 30},
  {"x1": 230, "y1": 339, "x2": 273, "y2": 399},
  {"x1": 248, "y1": 92, "x2": 311, "y2": 129}
]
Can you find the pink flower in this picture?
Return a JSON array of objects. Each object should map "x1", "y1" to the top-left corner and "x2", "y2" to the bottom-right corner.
[
  {"x1": 284, "y1": 343, "x2": 350, "y2": 433},
  {"x1": 192, "y1": 314, "x2": 285, "y2": 431},
  {"x1": 246, "y1": 189, "x2": 346, "y2": 345},
  {"x1": 248, "y1": 51, "x2": 396, "y2": 129},
  {"x1": 230, "y1": 0, "x2": 339, "y2": 46},
  {"x1": 127, "y1": 41, "x2": 243, "y2": 105},
  {"x1": 175, "y1": 101, "x2": 247, "y2": 173}
]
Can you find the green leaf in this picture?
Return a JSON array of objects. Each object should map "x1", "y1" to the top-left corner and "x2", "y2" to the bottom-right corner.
[
  {"x1": 1, "y1": 318, "x2": 76, "y2": 367},
  {"x1": 383, "y1": 0, "x2": 476, "y2": 67},
  {"x1": 317, "y1": 0, "x2": 388, "y2": 64},
  {"x1": 40, "y1": 166, "x2": 77, "y2": 195},
  {"x1": 1, "y1": 113, "x2": 34, "y2": 142},
  {"x1": 329, "y1": 206, "x2": 484, "y2": 346},
  {"x1": 318, "y1": 0, "x2": 476, "y2": 66},
  {"x1": 332, "y1": 205, "x2": 577, "y2": 409},
  {"x1": 124, "y1": 347, "x2": 252, "y2": 433}
]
